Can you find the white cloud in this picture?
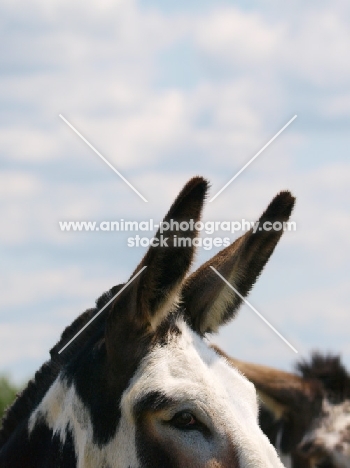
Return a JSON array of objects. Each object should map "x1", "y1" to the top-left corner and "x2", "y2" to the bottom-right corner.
[
  {"x1": 0, "y1": 323, "x2": 59, "y2": 368},
  {"x1": 283, "y1": 7, "x2": 350, "y2": 87},
  {"x1": 73, "y1": 90, "x2": 189, "y2": 169},
  {"x1": 194, "y1": 8, "x2": 283, "y2": 65},
  {"x1": 0, "y1": 172, "x2": 42, "y2": 197},
  {"x1": 0, "y1": 128, "x2": 58, "y2": 161},
  {"x1": 0, "y1": 266, "x2": 121, "y2": 309},
  {"x1": 192, "y1": 4, "x2": 350, "y2": 90},
  {"x1": 324, "y1": 94, "x2": 350, "y2": 118}
]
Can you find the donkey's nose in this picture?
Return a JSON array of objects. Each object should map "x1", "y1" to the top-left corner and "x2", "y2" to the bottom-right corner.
[
  {"x1": 298, "y1": 440, "x2": 313, "y2": 454},
  {"x1": 297, "y1": 439, "x2": 336, "y2": 468}
]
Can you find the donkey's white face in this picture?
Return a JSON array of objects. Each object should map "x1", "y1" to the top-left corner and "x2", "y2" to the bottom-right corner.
[
  {"x1": 1, "y1": 177, "x2": 295, "y2": 468},
  {"x1": 120, "y1": 319, "x2": 280, "y2": 468}
]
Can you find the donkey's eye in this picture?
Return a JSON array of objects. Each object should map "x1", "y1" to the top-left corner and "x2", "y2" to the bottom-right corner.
[{"x1": 169, "y1": 411, "x2": 198, "y2": 430}]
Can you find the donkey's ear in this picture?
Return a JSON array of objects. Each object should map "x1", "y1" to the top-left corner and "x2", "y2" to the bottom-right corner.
[
  {"x1": 182, "y1": 191, "x2": 295, "y2": 334},
  {"x1": 211, "y1": 345, "x2": 321, "y2": 419},
  {"x1": 107, "y1": 177, "x2": 208, "y2": 337}
]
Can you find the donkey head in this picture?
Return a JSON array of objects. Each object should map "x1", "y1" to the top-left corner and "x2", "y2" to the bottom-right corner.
[
  {"x1": 298, "y1": 400, "x2": 350, "y2": 468},
  {"x1": 215, "y1": 350, "x2": 350, "y2": 468},
  {"x1": 2, "y1": 177, "x2": 295, "y2": 468},
  {"x1": 297, "y1": 355, "x2": 350, "y2": 468}
]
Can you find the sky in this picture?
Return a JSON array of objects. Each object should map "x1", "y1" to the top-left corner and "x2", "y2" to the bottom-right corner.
[{"x1": 1, "y1": 0, "x2": 349, "y2": 384}]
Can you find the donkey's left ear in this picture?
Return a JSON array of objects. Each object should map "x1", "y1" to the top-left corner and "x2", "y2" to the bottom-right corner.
[
  {"x1": 106, "y1": 177, "x2": 208, "y2": 340},
  {"x1": 182, "y1": 191, "x2": 295, "y2": 334}
]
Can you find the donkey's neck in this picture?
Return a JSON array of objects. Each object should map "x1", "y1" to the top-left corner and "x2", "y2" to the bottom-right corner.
[{"x1": 0, "y1": 375, "x2": 77, "y2": 467}]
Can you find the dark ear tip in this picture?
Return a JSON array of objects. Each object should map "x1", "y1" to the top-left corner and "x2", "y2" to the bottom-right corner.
[
  {"x1": 169, "y1": 176, "x2": 209, "y2": 217},
  {"x1": 183, "y1": 176, "x2": 210, "y2": 199},
  {"x1": 261, "y1": 190, "x2": 296, "y2": 222}
]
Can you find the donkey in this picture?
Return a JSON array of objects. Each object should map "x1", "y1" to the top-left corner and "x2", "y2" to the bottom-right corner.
[
  {"x1": 212, "y1": 347, "x2": 350, "y2": 468},
  {"x1": 0, "y1": 177, "x2": 295, "y2": 467}
]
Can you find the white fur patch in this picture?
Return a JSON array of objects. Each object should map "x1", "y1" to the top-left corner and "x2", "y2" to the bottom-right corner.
[
  {"x1": 301, "y1": 399, "x2": 350, "y2": 468},
  {"x1": 29, "y1": 379, "x2": 139, "y2": 468}
]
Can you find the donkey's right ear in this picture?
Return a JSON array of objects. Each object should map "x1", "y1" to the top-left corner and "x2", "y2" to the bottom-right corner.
[
  {"x1": 182, "y1": 191, "x2": 295, "y2": 334},
  {"x1": 106, "y1": 177, "x2": 208, "y2": 341}
]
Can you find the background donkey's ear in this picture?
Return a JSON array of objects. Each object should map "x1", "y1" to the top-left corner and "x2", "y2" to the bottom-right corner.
[
  {"x1": 182, "y1": 191, "x2": 295, "y2": 334},
  {"x1": 107, "y1": 177, "x2": 208, "y2": 336}
]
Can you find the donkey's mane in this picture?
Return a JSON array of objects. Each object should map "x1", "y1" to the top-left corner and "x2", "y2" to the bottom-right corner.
[
  {"x1": 295, "y1": 352, "x2": 350, "y2": 401},
  {"x1": 0, "y1": 284, "x2": 123, "y2": 448}
]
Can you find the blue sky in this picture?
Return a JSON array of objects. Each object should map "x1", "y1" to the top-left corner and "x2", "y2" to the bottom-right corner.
[{"x1": 1, "y1": 0, "x2": 349, "y2": 383}]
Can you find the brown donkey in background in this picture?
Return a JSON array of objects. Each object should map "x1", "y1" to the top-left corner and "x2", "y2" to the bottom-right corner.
[{"x1": 213, "y1": 346, "x2": 350, "y2": 468}]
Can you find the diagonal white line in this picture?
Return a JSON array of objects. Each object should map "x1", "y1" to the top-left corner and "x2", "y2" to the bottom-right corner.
[
  {"x1": 210, "y1": 266, "x2": 298, "y2": 353},
  {"x1": 209, "y1": 115, "x2": 297, "y2": 202},
  {"x1": 58, "y1": 266, "x2": 147, "y2": 354},
  {"x1": 59, "y1": 114, "x2": 148, "y2": 202}
]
